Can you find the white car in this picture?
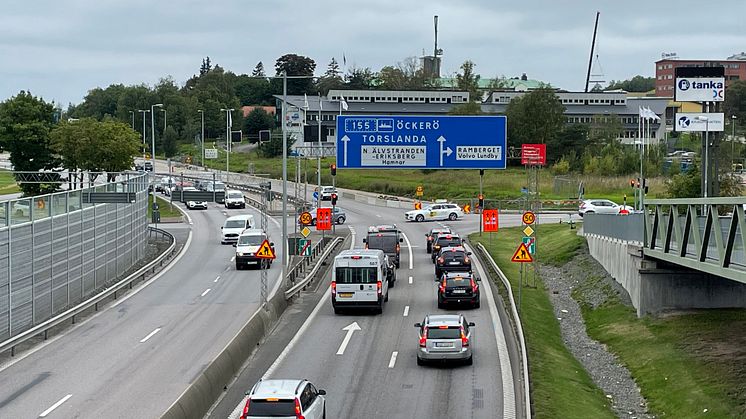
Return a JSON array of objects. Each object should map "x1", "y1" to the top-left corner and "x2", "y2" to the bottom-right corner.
[
  {"x1": 406, "y1": 203, "x2": 464, "y2": 222},
  {"x1": 185, "y1": 200, "x2": 208, "y2": 210},
  {"x1": 578, "y1": 199, "x2": 634, "y2": 217},
  {"x1": 317, "y1": 185, "x2": 336, "y2": 201}
]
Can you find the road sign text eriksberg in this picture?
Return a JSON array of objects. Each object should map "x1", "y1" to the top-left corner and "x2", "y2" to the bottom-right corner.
[{"x1": 336, "y1": 115, "x2": 507, "y2": 169}]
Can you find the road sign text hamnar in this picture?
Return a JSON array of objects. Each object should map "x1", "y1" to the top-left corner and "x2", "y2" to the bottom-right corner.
[{"x1": 336, "y1": 115, "x2": 507, "y2": 169}]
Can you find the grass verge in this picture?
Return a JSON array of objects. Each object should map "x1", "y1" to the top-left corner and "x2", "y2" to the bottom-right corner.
[
  {"x1": 148, "y1": 195, "x2": 182, "y2": 219},
  {"x1": 578, "y1": 272, "x2": 746, "y2": 417},
  {"x1": 470, "y1": 224, "x2": 614, "y2": 418},
  {"x1": 176, "y1": 144, "x2": 666, "y2": 202},
  {"x1": 0, "y1": 170, "x2": 21, "y2": 195}
]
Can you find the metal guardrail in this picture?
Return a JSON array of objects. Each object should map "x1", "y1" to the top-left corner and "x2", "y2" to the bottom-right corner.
[
  {"x1": 0, "y1": 227, "x2": 176, "y2": 356},
  {"x1": 475, "y1": 242, "x2": 531, "y2": 419},
  {"x1": 285, "y1": 236, "x2": 343, "y2": 299}
]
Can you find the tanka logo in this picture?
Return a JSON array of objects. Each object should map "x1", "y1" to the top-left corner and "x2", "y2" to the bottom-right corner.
[
  {"x1": 678, "y1": 79, "x2": 691, "y2": 91},
  {"x1": 677, "y1": 116, "x2": 691, "y2": 128}
]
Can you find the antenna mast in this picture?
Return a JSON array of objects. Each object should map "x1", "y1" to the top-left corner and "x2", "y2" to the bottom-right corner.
[
  {"x1": 434, "y1": 15, "x2": 439, "y2": 57},
  {"x1": 585, "y1": 11, "x2": 600, "y2": 93}
]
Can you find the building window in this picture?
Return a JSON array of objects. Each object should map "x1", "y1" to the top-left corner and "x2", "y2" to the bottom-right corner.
[{"x1": 658, "y1": 65, "x2": 663, "y2": 70}]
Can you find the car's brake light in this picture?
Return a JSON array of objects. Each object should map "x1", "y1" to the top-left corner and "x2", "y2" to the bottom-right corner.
[
  {"x1": 464, "y1": 256, "x2": 470, "y2": 264},
  {"x1": 331, "y1": 281, "x2": 336, "y2": 297},
  {"x1": 471, "y1": 278, "x2": 478, "y2": 293},
  {"x1": 351, "y1": 255, "x2": 362, "y2": 259},
  {"x1": 377, "y1": 280, "x2": 382, "y2": 296},
  {"x1": 396, "y1": 243, "x2": 400, "y2": 252},
  {"x1": 438, "y1": 279, "x2": 445, "y2": 293},
  {"x1": 461, "y1": 326, "x2": 469, "y2": 347},
  {"x1": 420, "y1": 327, "x2": 427, "y2": 347},
  {"x1": 428, "y1": 236, "x2": 433, "y2": 241},
  {"x1": 294, "y1": 398, "x2": 304, "y2": 419},
  {"x1": 241, "y1": 398, "x2": 250, "y2": 419}
]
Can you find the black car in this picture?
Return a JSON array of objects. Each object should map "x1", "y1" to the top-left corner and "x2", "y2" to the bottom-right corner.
[
  {"x1": 364, "y1": 225, "x2": 403, "y2": 270},
  {"x1": 438, "y1": 271, "x2": 480, "y2": 309},
  {"x1": 144, "y1": 161, "x2": 154, "y2": 172},
  {"x1": 431, "y1": 234, "x2": 463, "y2": 263},
  {"x1": 425, "y1": 227, "x2": 451, "y2": 254},
  {"x1": 434, "y1": 246, "x2": 472, "y2": 278}
]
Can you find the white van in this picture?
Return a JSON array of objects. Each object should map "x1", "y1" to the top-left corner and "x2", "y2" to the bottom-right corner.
[
  {"x1": 221, "y1": 214, "x2": 255, "y2": 244},
  {"x1": 235, "y1": 229, "x2": 273, "y2": 269},
  {"x1": 224, "y1": 190, "x2": 246, "y2": 209},
  {"x1": 331, "y1": 249, "x2": 392, "y2": 314}
]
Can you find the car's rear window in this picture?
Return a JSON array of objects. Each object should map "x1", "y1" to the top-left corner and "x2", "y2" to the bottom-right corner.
[
  {"x1": 246, "y1": 399, "x2": 295, "y2": 416},
  {"x1": 427, "y1": 327, "x2": 461, "y2": 339},
  {"x1": 437, "y1": 238, "x2": 461, "y2": 247},
  {"x1": 366, "y1": 234, "x2": 397, "y2": 250},
  {"x1": 446, "y1": 276, "x2": 469, "y2": 286},
  {"x1": 238, "y1": 235, "x2": 264, "y2": 246},
  {"x1": 336, "y1": 267, "x2": 378, "y2": 284},
  {"x1": 228, "y1": 192, "x2": 243, "y2": 199},
  {"x1": 442, "y1": 251, "x2": 466, "y2": 261}
]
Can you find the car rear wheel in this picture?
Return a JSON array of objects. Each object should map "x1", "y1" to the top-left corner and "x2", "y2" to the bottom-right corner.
[
  {"x1": 474, "y1": 299, "x2": 481, "y2": 309},
  {"x1": 448, "y1": 212, "x2": 458, "y2": 221},
  {"x1": 333, "y1": 306, "x2": 341, "y2": 315},
  {"x1": 417, "y1": 357, "x2": 425, "y2": 366},
  {"x1": 416, "y1": 214, "x2": 424, "y2": 222},
  {"x1": 464, "y1": 355, "x2": 473, "y2": 366}
]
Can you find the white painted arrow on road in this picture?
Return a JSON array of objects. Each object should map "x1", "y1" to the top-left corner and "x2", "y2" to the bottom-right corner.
[
  {"x1": 340, "y1": 135, "x2": 351, "y2": 166},
  {"x1": 336, "y1": 321, "x2": 361, "y2": 355},
  {"x1": 437, "y1": 136, "x2": 451, "y2": 166}
]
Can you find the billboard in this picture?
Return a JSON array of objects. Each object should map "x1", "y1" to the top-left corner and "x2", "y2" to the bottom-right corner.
[
  {"x1": 521, "y1": 144, "x2": 546, "y2": 165},
  {"x1": 675, "y1": 77, "x2": 725, "y2": 102},
  {"x1": 674, "y1": 113, "x2": 725, "y2": 132}
]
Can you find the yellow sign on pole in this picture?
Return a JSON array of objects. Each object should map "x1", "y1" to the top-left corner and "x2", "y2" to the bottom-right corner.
[
  {"x1": 416, "y1": 185, "x2": 424, "y2": 197},
  {"x1": 256, "y1": 240, "x2": 276, "y2": 260},
  {"x1": 511, "y1": 243, "x2": 533, "y2": 263}
]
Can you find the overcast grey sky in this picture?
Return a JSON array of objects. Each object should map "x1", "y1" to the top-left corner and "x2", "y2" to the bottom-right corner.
[{"x1": 2, "y1": 0, "x2": 745, "y2": 107}]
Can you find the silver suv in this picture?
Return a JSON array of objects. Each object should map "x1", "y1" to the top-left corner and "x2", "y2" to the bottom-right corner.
[
  {"x1": 241, "y1": 379, "x2": 326, "y2": 419},
  {"x1": 414, "y1": 314, "x2": 475, "y2": 366}
]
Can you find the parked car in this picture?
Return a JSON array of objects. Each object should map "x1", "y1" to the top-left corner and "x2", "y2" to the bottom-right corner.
[
  {"x1": 406, "y1": 202, "x2": 464, "y2": 222},
  {"x1": 434, "y1": 246, "x2": 472, "y2": 278},
  {"x1": 425, "y1": 227, "x2": 452, "y2": 253},
  {"x1": 240, "y1": 379, "x2": 326, "y2": 419},
  {"x1": 415, "y1": 314, "x2": 475, "y2": 366},
  {"x1": 437, "y1": 271, "x2": 480, "y2": 309},
  {"x1": 578, "y1": 199, "x2": 634, "y2": 217},
  {"x1": 306, "y1": 206, "x2": 346, "y2": 225}
]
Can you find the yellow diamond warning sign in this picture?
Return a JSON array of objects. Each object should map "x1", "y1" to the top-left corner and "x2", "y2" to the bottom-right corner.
[
  {"x1": 256, "y1": 240, "x2": 276, "y2": 260},
  {"x1": 511, "y1": 243, "x2": 533, "y2": 263}
]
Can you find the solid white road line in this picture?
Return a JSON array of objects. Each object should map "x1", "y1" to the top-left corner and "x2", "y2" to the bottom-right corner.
[
  {"x1": 262, "y1": 285, "x2": 330, "y2": 380},
  {"x1": 388, "y1": 351, "x2": 398, "y2": 368},
  {"x1": 401, "y1": 231, "x2": 413, "y2": 270},
  {"x1": 467, "y1": 243, "x2": 517, "y2": 418},
  {"x1": 112, "y1": 231, "x2": 193, "y2": 308},
  {"x1": 403, "y1": 306, "x2": 409, "y2": 317},
  {"x1": 201, "y1": 288, "x2": 211, "y2": 297},
  {"x1": 214, "y1": 276, "x2": 220, "y2": 283},
  {"x1": 139, "y1": 328, "x2": 162, "y2": 343},
  {"x1": 408, "y1": 276, "x2": 413, "y2": 284},
  {"x1": 40, "y1": 394, "x2": 72, "y2": 417}
]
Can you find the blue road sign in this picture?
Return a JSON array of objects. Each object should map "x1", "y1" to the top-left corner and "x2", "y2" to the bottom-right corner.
[
  {"x1": 312, "y1": 191, "x2": 319, "y2": 200},
  {"x1": 336, "y1": 115, "x2": 507, "y2": 169}
]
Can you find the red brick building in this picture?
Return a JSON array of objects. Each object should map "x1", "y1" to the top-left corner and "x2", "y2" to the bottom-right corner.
[{"x1": 655, "y1": 56, "x2": 746, "y2": 96}]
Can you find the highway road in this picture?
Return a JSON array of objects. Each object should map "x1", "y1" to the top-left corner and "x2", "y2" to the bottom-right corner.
[
  {"x1": 0, "y1": 199, "x2": 285, "y2": 417},
  {"x1": 209, "y1": 185, "x2": 571, "y2": 418}
]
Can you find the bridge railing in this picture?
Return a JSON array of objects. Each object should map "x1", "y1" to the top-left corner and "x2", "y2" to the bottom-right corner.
[{"x1": 644, "y1": 198, "x2": 746, "y2": 283}]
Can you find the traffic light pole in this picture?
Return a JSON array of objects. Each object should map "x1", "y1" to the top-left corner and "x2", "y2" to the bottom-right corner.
[{"x1": 479, "y1": 169, "x2": 484, "y2": 236}]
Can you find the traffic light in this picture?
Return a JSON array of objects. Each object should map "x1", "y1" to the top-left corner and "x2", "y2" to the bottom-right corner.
[
  {"x1": 479, "y1": 169, "x2": 485, "y2": 177},
  {"x1": 630, "y1": 179, "x2": 636, "y2": 188},
  {"x1": 330, "y1": 163, "x2": 337, "y2": 176},
  {"x1": 331, "y1": 193, "x2": 338, "y2": 206},
  {"x1": 478, "y1": 194, "x2": 484, "y2": 209}
]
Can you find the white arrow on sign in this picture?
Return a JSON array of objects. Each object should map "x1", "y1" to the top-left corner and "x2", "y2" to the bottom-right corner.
[
  {"x1": 437, "y1": 136, "x2": 452, "y2": 167},
  {"x1": 336, "y1": 321, "x2": 361, "y2": 355},
  {"x1": 340, "y1": 135, "x2": 351, "y2": 166}
]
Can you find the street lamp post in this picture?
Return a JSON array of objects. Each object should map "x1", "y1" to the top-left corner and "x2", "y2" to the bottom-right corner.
[
  {"x1": 220, "y1": 108, "x2": 234, "y2": 182},
  {"x1": 161, "y1": 108, "x2": 167, "y2": 132},
  {"x1": 696, "y1": 115, "x2": 710, "y2": 199},
  {"x1": 281, "y1": 71, "x2": 288, "y2": 283},
  {"x1": 198, "y1": 110, "x2": 205, "y2": 168},
  {"x1": 150, "y1": 103, "x2": 163, "y2": 213},
  {"x1": 138, "y1": 109, "x2": 150, "y2": 162},
  {"x1": 129, "y1": 110, "x2": 135, "y2": 130},
  {"x1": 732, "y1": 115, "x2": 737, "y2": 170}
]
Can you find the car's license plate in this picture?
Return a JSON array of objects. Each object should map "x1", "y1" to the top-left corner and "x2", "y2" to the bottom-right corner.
[
  {"x1": 338, "y1": 292, "x2": 353, "y2": 298},
  {"x1": 453, "y1": 289, "x2": 466, "y2": 294},
  {"x1": 435, "y1": 342, "x2": 453, "y2": 348},
  {"x1": 449, "y1": 261, "x2": 461, "y2": 265}
]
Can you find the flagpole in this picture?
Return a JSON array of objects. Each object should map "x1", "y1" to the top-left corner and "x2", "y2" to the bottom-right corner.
[{"x1": 638, "y1": 107, "x2": 642, "y2": 211}]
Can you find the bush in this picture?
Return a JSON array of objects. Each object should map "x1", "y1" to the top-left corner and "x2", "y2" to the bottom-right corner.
[{"x1": 551, "y1": 158, "x2": 570, "y2": 175}]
